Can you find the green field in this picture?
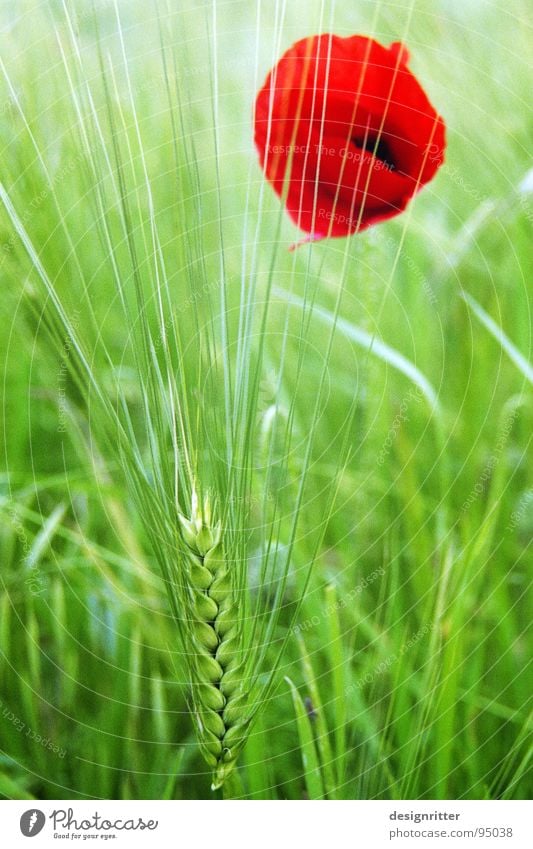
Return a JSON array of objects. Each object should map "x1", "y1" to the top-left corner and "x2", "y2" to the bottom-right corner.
[{"x1": 0, "y1": 0, "x2": 531, "y2": 800}]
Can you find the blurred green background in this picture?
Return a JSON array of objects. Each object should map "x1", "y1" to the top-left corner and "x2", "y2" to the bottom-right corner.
[{"x1": 0, "y1": 0, "x2": 531, "y2": 799}]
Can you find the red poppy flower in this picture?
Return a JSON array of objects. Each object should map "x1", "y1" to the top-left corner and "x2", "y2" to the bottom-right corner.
[{"x1": 254, "y1": 34, "x2": 446, "y2": 243}]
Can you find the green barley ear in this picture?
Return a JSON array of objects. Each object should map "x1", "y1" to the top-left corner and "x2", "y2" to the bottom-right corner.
[{"x1": 178, "y1": 491, "x2": 250, "y2": 790}]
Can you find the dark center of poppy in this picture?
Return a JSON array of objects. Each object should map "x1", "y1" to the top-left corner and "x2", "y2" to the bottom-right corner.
[{"x1": 352, "y1": 134, "x2": 396, "y2": 171}]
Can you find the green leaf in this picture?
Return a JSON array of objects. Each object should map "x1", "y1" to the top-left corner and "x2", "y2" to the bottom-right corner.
[
  {"x1": 461, "y1": 292, "x2": 533, "y2": 385},
  {"x1": 285, "y1": 677, "x2": 325, "y2": 800}
]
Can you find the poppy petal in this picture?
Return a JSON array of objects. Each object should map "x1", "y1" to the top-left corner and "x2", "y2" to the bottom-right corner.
[{"x1": 254, "y1": 33, "x2": 446, "y2": 240}]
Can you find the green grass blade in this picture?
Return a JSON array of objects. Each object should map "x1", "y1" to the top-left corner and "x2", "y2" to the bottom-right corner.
[
  {"x1": 285, "y1": 676, "x2": 325, "y2": 800},
  {"x1": 273, "y1": 286, "x2": 440, "y2": 411},
  {"x1": 462, "y1": 292, "x2": 533, "y2": 385}
]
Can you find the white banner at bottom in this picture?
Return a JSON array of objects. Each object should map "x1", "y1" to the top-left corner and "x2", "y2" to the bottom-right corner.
[{"x1": 0, "y1": 799, "x2": 530, "y2": 848}]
